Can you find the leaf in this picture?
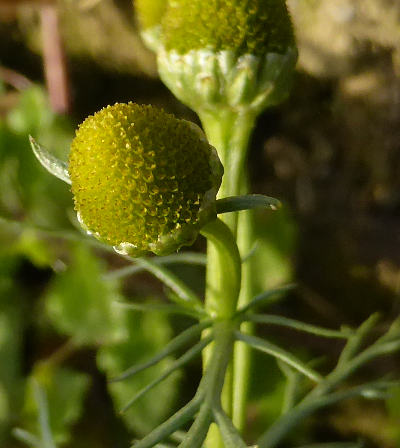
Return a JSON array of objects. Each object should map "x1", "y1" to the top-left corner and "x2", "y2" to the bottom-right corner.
[
  {"x1": 216, "y1": 194, "x2": 281, "y2": 214},
  {"x1": 134, "y1": 258, "x2": 202, "y2": 311},
  {"x1": 29, "y1": 136, "x2": 71, "y2": 185},
  {"x1": 97, "y1": 312, "x2": 180, "y2": 436},
  {"x1": 22, "y1": 366, "x2": 90, "y2": 446},
  {"x1": 246, "y1": 314, "x2": 351, "y2": 339},
  {"x1": 45, "y1": 244, "x2": 126, "y2": 346}
]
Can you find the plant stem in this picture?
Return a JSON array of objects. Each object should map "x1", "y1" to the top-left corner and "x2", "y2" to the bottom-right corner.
[
  {"x1": 200, "y1": 109, "x2": 258, "y2": 432},
  {"x1": 199, "y1": 110, "x2": 256, "y2": 233},
  {"x1": 200, "y1": 218, "x2": 241, "y2": 320},
  {"x1": 200, "y1": 321, "x2": 236, "y2": 448},
  {"x1": 233, "y1": 182, "x2": 255, "y2": 430},
  {"x1": 200, "y1": 218, "x2": 241, "y2": 448}
]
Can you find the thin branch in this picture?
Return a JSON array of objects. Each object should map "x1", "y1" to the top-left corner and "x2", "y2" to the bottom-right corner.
[
  {"x1": 177, "y1": 402, "x2": 212, "y2": 448},
  {"x1": 337, "y1": 313, "x2": 380, "y2": 368},
  {"x1": 12, "y1": 428, "x2": 41, "y2": 447},
  {"x1": 133, "y1": 258, "x2": 203, "y2": 311},
  {"x1": 257, "y1": 380, "x2": 399, "y2": 448},
  {"x1": 235, "y1": 284, "x2": 296, "y2": 316},
  {"x1": 277, "y1": 361, "x2": 302, "y2": 414},
  {"x1": 245, "y1": 314, "x2": 352, "y2": 339},
  {"x1": 111, "y1": 321, "x2": 212, "y2": 383},
  {"x1": 130, "y1": 396, "x2": 203, "y2": 448},
  {"x1": 235, "y1": 332, "x2": 322, "y2": 383},
  {"x1": 114, "y1": 301, "x2": 207, "y2": 319},
  {"x1": 104, "y1": 252, "x2": 207, "y2": 281},
  {"x1": 121, "y1": 337, "x2": 213, "y2": 413}
]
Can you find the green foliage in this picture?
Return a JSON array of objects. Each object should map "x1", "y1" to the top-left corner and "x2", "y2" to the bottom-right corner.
[
  {"x1": 0, "y1": 85, "x2": 76, "y2": 444},
  {"x1": 97, "y1": 312, "x2": 180, "y2": 436},
  {"x1": 0, "y1": 85, "x2": 73, "y2": 239},
  {"x1": 0, "y1": 256, "x2": 24, "y2": 442},
  {"x1": 13, "y1": 228, "x2": 56, "y2": 268},
  {"x1": 6, "y1": 86, "x2": 72, "y2": 158},
  {"x1": 45, "y1": 244, "x2": 125, "y2": 346},
  {"x1": 22, "y1": 366, "x2": 90, "y2": 446}
]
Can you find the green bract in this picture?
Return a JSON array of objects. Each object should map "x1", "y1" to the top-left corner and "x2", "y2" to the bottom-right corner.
[
  {"x1": 163, "y1": 0, "x2": 295, "y2": 56},
  {"x1": 158, "y1": 0, "x2": 298, "y2": 114},
  {"x1": 69, "y1": 103, "x2": 223, "y2": 257},
  {"x1": 135, "y1": 0, "x2": 167, "y2": 52}
]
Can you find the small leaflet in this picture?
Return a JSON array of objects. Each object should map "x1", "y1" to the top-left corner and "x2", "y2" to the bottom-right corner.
[{"x1": 29, "y1": 135, "x2": 71, "y2": 185}]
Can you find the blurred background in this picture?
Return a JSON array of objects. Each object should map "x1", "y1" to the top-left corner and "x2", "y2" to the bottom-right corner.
[{"x1": 0, "y1": 0, "x2": 399, "y2": 447}]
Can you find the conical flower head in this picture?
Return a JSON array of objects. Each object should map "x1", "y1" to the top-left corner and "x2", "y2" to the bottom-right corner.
[
  {"x1": 163, "y1": 0, "x2": 295, "y2": 56},
  {"x1": 135, "y1": 0, "x2": 167, "y2": 51},
  {"x1": 159, "y1": 0, "x2": 297, "y2": 114},
  {"x1": 69, "y1": 103, "x2": 223, "y2": 256}
]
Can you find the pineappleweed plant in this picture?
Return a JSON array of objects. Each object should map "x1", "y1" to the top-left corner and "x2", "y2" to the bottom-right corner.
[{"x1": 27, "y1": 1, "x2": 400, "y2": 447}]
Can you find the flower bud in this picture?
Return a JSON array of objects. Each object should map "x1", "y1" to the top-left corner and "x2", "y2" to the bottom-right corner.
[
  {"x1": 158, "y1": 0, "x2": 297, "y2": 113},
  {"x1": 69, "y1": 103, "x2": 223, "y2": 256},
  {"x1": 135, "y1": 0, "x2": 167, "y2": 52}
]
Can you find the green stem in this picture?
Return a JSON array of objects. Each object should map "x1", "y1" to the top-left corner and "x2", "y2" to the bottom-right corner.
[
  {"x1": 200, "y1": 321, "x2": 236, "y2": 448},
  {"x1": 200, "y1": 109, "x2": 257, "y2": 434},
  {"x1": 200, "y1": 218, "x2": 241, "y2": 448},
  {"x1": 199, "y1": 110, "x2": 256, "y2": 230},
  {"x1": 233, "y1": 189, "x2": 255, "y2": 430},
  {"x1": 200, "y1": 218, "x2": 241, "y2": 320}
]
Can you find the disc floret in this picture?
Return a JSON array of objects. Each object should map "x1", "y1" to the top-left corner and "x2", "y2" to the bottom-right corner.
[{"x1": 69, "y1": 103, "x2": 223, "y2": 256}]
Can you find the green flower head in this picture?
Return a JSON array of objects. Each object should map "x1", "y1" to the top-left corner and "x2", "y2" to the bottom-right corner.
[
  {"x1": 163, "y1": 0, "x2": 295, "y2": 56},
  {"x1": 69, "y1": 103, "x2": 223, "y2": 256},
  {"x1": 158, "y1": 0, "x2": 297, "y2": 114}
]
